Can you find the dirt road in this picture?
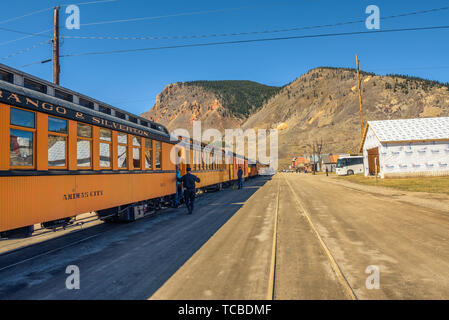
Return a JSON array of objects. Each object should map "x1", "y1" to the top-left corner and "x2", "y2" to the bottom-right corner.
[{"x1": 153, "y1": 173, "x2": 449, "y2": 300}]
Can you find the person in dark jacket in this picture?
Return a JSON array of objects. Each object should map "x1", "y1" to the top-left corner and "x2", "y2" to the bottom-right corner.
[
  {"x1": 178, "y1": 167, "x2": 200, "y2": 214},
  {"x1": 237, "y1": 167, "x2": 243, "y2": 189},
  {"x1": 174, "y1": 166, "x2": 183, "y2": 207}
]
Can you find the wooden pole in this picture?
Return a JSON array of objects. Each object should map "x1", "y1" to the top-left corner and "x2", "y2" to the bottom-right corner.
[
  {"x1": 53, "y1": 6, "x2": 60, "y2": 85},
  {"x1": 356, "y1": 55, "x2": 364, "y2": 140}
]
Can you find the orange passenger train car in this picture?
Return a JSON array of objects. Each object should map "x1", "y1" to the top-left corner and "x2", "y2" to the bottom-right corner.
[{"x1": 0, "y1": 63, "x2": 257, "y2": 237}]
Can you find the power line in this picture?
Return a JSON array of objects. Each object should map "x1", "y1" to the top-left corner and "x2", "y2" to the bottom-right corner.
[
  {"x1": 0, "y1": 7, "x2": 53, "y2": 25},
  {"x1": 0, "y1": 28, "x2": 51, "y2": 46},
  {"x1": 61, "y1": 5, "x2": 449, "y2": 41},
  {"x1": 59, "y1": 25, "x2": 449, "y2": 58},
  {"x1": 19, "y1": 59, "x2": 52, "y2": 68},
  {"x1": 68, "y1": 0, "x2": 118, "y2": 6},
  {"x1": 0, "y1": 40, "x2": 50, "y2": 61},
  {"x1": 0, "y1": 1, "x2": 118, "y2": 45},
  {"x1": 0, "y1": 0, "x2": 117, "y2": 25},
  {"x1": 79, "y1": 3, "x2": 294, "y2": 27}
]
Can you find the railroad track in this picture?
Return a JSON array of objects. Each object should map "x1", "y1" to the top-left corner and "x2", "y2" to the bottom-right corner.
[
  {"x1": 267, "y1": 173, "x2": 357, "y2": 300},
  {"x1": 0, "y1": 189, "x2": 220, "y2": 272}
]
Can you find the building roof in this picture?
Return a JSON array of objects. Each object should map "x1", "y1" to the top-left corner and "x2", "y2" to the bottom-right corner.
[
  {"x1": 329, "y1": 154, "x2": 340, "y2": 163},
  {"x1": 360, "y1": 117, "x2": 449, "y2": 151}
]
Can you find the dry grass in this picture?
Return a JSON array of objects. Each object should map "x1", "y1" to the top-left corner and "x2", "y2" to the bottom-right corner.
[{"x1": 337, "y1": 174, "x2": 449, "y2": 195}]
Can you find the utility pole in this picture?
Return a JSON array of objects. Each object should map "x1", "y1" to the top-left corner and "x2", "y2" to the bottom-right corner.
[
  {"x1": 53, "y1": 6, "x2": 60, "y2": 85},
  {"x1": 356, "y1": 54, "x2": 364, "y2": 140}
]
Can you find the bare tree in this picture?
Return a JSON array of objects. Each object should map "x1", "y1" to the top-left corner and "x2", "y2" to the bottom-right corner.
[{"x1": 305, "y1": 138, "x2": 325, "y2": 175}]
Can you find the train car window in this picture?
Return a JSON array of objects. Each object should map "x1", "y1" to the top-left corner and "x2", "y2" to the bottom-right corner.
[
  {"x1": 24, "y1": 78, "x2": 46, "y2": 93},
  {"x1": 99, "y1": 105, "x2": 111, "y2": 115},
  {"x1": 118, "y1": 133, "x2": 127, "y2": 169},
  {"x1": 99, "y1": 129, "x2": 112, "y2": 168},
  {"x1": 132, "y1": 136, "x2": 141, "y2": 169},
  {"x1": 54, "y1": 89, "x2": 73, "y2": 102},
  {"x1": 133, "y1": 148, "x2": 141, "y2": 169},
  {"x1": 117, "y1": 132, "x2": 127, "y2": 144},
  {"x1": 129, "y1": 116, "x2": 138, "y2": 124},
  {"x1": 77, "y1": 123, "x2": 92, "y2": 138},
  {"x1": 9, "y1": 108, "x2": 35, "y2": 168},
  {"x1": 48, "y1": 117, "x2": 67, "y2": 134},
  {"x1": 10, "y1": 107, "x2": 35, "y2": 128},
  {"x1": 48, "y1": 116, "x2": 67, "y2": 168},
  {"x1": 201, "y1": 149, "x2": 205, "y2": 170},
  {"x1": 0, "y1": 70, "x2": 13, "y2": 83},
  {"x1": 115, "y1": 111, "x2": 126, "y2": 120},
  {"x1": 132, "y1": 136, "x2": 141, "y2": 147},
  {"x1": 194, "y1": 149, "x2": 199, "y2": 171},
  {"x1": 144, "y1": 138, "x2": 152, "y2": 169},
  {"x1": 79, "y1": 98, "x2": 94, "y2": 109},
  {"x1": 10, "y1": 129, "x2": 34, "y2": 167},
  {"x1": 100, "y1": 128, "x2": 112, "y2": 141},
  {"x1": 211, "y1": 151, "x2": 214, "y2": 170},
  {"x1": 77, "y1": 124, "x2": 92, "y2": 168},
  {"x1": 155, "y1": 141, "x2": 162, "y2": 169}
]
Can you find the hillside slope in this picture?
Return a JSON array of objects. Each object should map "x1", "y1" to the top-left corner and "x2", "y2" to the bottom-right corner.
[
  {"x1": 141, "y1": 68, "x2": 449, "y2": 168},
  {"x1": 141, "y1": 80, "x2": 281, "y2": 133},
  {"x1": 243, "y1": 67, "x2": 449, "y2": 168}
]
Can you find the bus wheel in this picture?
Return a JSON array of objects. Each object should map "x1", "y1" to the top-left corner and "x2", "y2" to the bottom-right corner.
[{"x1": 347, "y1": 170, "x2": 354, "y2": 175}]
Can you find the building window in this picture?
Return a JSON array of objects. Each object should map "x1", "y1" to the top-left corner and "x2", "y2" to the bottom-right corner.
[
  {"x1": 118, "y1": 133, "x2": 127, "y2": 169},
  {"x1": 9, "y1": 107, "x2": 35, "y2": 168},
  {"x1": 132, "y1": 136, "x2": 141, "y2": 169},
  {"x1": 48, "y1": 116, "x2": 67, "y2": 168},
  {"x1": 99, "y1": 128, "x2": 111, "y2": 168},
  {"x1": 155, "y1": 141, "x2": 162, "y2": 169},
  {"x1": 77, "y1": 123, "x2": 92, "y2": 168},
  {"x1": 144, "y1": 138, "x2": 152, "y2": 169}
]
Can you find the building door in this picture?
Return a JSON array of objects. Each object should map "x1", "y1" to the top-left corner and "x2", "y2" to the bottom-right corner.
[{"x1": 367, "y1": 147, "x2": 380, "y2": 175}]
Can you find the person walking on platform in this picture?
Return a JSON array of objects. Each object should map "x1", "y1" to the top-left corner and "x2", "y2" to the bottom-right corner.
[
  {"x1": 178, "y1": 167, "x2": 200, "y2": 214},
  {"x1": 237, "y1": 167, "x2": 244, "y2": 190},
  {"x1": 174, "y1": 166, "x2": 183, "y2": 207}
]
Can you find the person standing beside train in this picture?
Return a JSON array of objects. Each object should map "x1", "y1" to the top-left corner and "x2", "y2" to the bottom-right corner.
[
  {"x1": 174, "y1": 166, "x2": 183, "y2": 208},
  {"x1": 237, "y1": 167, "x2": 244, "y2": 189},
  {"x1": 178, "y1": 167, "x2": 201, "y2": 214}
]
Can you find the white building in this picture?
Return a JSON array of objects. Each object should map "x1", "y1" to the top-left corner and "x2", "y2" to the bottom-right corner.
[{"x1": 359, "y1": 117, "x2": 449, "y2": 178}]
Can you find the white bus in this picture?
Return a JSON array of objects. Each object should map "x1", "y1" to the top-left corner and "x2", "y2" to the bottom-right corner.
[{"x1": 336, "y1": 156, "x2": 364, "y2": 176}]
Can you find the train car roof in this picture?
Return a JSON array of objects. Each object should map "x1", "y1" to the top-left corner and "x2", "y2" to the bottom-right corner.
[{"x1": 0, "y1": 63, "x2": 171, "y2": 141}]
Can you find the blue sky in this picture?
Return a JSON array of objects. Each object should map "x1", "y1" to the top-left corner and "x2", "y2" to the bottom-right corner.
[{"x1": 1, "y1": 0, "x2": 449, "y2": 115}]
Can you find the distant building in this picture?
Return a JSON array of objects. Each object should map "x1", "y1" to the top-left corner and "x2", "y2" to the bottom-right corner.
[
  {"x1": 321, "y1": 154, "x2": 340, "y2": 172},
  {"x1": 359, "y1": 117, "x2": 449, "y2": 178}
]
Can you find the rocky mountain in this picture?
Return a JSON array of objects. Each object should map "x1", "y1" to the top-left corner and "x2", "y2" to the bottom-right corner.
[
  {"x1": 141, "y1": 80, "x2": 281, "y2": 134},
  {"x1": 142, "y1": 68, "x2": 449, "y2": 169}
]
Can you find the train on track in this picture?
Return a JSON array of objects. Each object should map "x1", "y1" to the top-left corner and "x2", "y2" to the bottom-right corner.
[{"x1": 0, "y1": 63, "x2": 264, "y2": 238}]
